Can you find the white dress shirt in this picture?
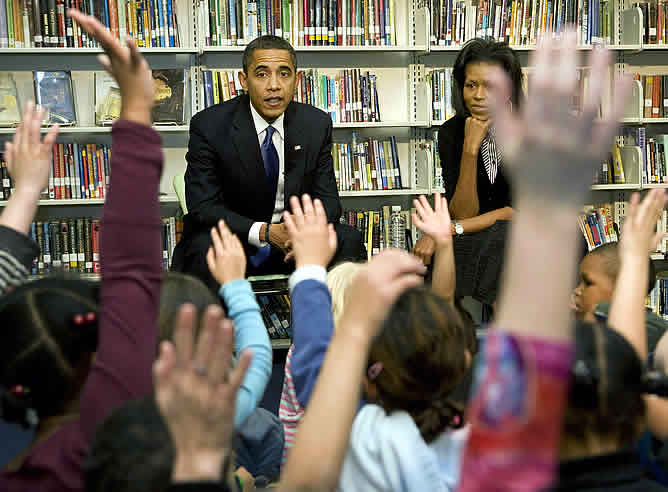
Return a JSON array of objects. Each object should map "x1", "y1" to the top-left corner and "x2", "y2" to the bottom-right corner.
[{"x1": 248, "y1": 103, "x2": 286, "y2": 248}]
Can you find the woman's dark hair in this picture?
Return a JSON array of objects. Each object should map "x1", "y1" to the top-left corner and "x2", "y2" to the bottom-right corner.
[
  {"x1": 368, "y1": 287, "x2": 469, "y2": 443},
  {"x1": 452, "y1": 38, "x2": 524, "y2": 117},
  {"x1": 0, "y1": 275, "x2": 99, "y2": 426},
  {"x1": 157, "y1": 272, "x2": 220, "y2": 347},
  {"x1": 563, "y1": 321, "x2": 647, "y2": 449}
]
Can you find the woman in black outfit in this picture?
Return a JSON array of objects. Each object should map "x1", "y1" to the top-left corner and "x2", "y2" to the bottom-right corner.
[{"x1": 414, "y1": 38, "x2": 523, "y2": 305}]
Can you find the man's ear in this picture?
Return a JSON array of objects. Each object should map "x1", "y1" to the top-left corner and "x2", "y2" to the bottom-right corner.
[{"x1": 238, "y1": 71, "x2": 248, "y2": 91}]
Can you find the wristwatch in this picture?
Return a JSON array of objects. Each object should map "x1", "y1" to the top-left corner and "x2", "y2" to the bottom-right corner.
[{"x1": 453, "y1": 221, "x2": 464, "y2": 235}]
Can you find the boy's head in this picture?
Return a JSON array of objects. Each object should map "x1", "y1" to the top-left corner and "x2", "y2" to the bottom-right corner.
[{"x1": 573, "y1": 243, "x2": 655, "y2": 320}]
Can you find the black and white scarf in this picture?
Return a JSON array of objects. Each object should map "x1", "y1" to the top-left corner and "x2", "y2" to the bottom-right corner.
[{"x1": 480, "y1": 126, "x2": 502, "y2": 184}]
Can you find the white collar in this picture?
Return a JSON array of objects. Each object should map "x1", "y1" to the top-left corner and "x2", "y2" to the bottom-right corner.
[{"x1": 250, "y1": 101, "x2": 285, "y2": 139}]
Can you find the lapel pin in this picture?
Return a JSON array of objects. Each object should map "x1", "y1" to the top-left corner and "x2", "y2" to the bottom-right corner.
[{"x1": 294, "y1": 145, "x2": 302, "y2": 151}]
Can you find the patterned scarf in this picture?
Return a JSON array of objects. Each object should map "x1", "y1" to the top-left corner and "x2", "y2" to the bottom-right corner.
[{"x1": 480, "y1": 126, "x2": 502, "y2": 184}]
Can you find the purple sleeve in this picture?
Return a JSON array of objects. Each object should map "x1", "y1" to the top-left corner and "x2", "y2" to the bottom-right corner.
[
  {"x1": 290, "y1": 279, "x2": 335, "y2": 409},
  {"x1": 78, "y1": 120, "x2": 163, "y2": 443}
]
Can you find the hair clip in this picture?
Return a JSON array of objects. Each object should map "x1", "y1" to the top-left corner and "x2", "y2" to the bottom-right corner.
[
  {"x1": 8, "y1": 385, "x2": 28, "y2": 397},
  {"x1": 73, "y1": 312, "x2": 97, "y2": 326},
  {"x1": 367, "y1": 362, "x2": 384, "y2": 381}
]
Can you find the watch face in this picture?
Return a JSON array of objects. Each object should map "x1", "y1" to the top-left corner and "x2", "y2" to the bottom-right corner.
[{"x1": 455, "y1": 223, "x2": 464, "y2": 235}]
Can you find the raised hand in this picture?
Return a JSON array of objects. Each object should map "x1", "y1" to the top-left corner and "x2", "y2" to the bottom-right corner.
[
  {"x1": 283, "y1": 194, "x2": 337, "y2": 269},
  {"x1": 67, "y1": 9, "x2": 154, "y2": 125},
  {"x1": 412, "y1": 193, "x2": 453, "y2": 248},
  {"x1": 488, "y1": 30, "x2": 631, "y2": 208},
  {"x1": 4, "y1": 102, "x2": 59, "y2": 196},
  {"x1": 620, "y1": 189, "x2": 668, "y2": 258},
  {"x1": 206, "y1": 220, "x2": 247, "y2": 285},
  {"x1": 153, "y1": 304, "x2": 252, "y2": 483},
  {"x1": 340, "y1": 249, "x2": 426, "y2": 339}
]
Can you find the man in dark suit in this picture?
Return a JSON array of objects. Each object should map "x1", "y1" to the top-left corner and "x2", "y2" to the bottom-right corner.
[{"x1": 172, "y1": 35, "x2": 365, "y2": 289}]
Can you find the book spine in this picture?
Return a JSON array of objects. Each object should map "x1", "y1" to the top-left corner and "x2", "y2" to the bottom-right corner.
[
  {"x1": 0, "y1": 0, "x2": 8, "y2": 47},
  {"x1": 92, "y1": 219, "x2": 100, "y2": 272},
  {"x1": 12, "y1": 0, "x2": 22, "y2": 47},
  {"x1": 167, "y1": 0, "x2": 174, "y2": 45},
  {"x1": 22, "y1": 0, "x2": 31, "y2": 46},
  {"x1": 7, "y1": 0, "x2": 14, "y2": 47}
]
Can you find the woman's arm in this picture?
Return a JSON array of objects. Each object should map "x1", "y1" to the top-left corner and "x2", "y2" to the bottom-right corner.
[
  {"x1": 70, "y1": 10, "x2": 164, "y2": 442},
  {"x1": 446, "y1": 118, "x2": 489, "y2": 219},
  {"x1": 456, "y1": 206, "x2": 514, "y2": 234}
]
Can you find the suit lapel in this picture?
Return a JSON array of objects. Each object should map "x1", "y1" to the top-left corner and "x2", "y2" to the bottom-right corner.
[
  {"x1": 232, "y1": 96, "x2": 266, "y2": 187},
  {"x1": 283, "y1": 102, "x2": 306, "y2": 209}
]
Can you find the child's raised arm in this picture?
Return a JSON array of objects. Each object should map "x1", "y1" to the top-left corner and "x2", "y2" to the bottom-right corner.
[
  {"x1": 67, "y1": 8, "x2": 165, "y2": 442},
  {"x1": 0, "y1": 104, "x2": 58, "y2": 293},
  {"x1": 412, "y1": 193, "x2": 456, "y2": 303},
  {"x1": 279, "y1": 250, "x2": 425, "y2": 491},
  {"x1": 206, "y1": 219, "x2": 272, "y2": 428},
  {"x1": 458, "y1": 32, "x2": 631, "y2": 492}
]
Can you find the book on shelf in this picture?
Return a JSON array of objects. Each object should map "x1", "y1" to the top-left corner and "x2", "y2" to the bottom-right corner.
[
  {"x1": 428, "y1": 0, "x2": 614, "y2": 47},
  {"x1": 1, "y1": 143, "x2": 111, "y2": 201},
  {"x1": 333, "y1": 132, "x2": 402, "y2": 191},
  {"x1": 201, "y1": 68, "x2": 245, "y2": 107},
  {"x1": 258, "y1": 293, "x2": 292, "y2": 340},
  {"x1": 417, "y1": 132, "x2": 442, "y2": 190},
  {"x1": 201, "y1": 0, "x2": 397, "y2": 47},
  {"x1": 28, "y1": 215, "x2": 183, "y2": 275},
  {"x1": 428, "y1": 68, "x2": 453, "y2": 122},
  {"x1": 151, "y1": 69, "x2": 186, "y2": 125},
  {"x1": 632, "y1": 73, "x2": 668, "y2": 119},
  {"x1": 635, "y1": 0, "x2": 668, "y2": 45},
  {"x1": 33, "y1": 71, "x2": 76, "y2": 126},
  {"x1": 341, "y1": 205, "x2": 417, "y2": 260},
  {"x1": 294, "y1": 68, "x2": 381, "y2": 123},
  {"x1": 593, "y1": 144, "x2": 626, "y2": 185},
  {"x1": 94, "y1": 72, "x2": 121, "y2": 125},
  {"x1": 646, "y1": 276, "x2": 668, "y2": 321},
  {"x1": 95, "y1": 69, "x2": 187, "y2": 125},
  {"x1": 578, "y1": 202, "x2": 620, "y2": 251},
  {"x1": 0, "y1": 0, "x2": 183, "y2": 48},
  {"x1": 0, "y1": 72, "x2": 20, "y2": 126}
]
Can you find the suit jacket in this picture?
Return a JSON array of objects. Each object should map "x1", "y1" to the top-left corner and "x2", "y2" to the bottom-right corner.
[
  {"x1": 437, "y1": 115, "x2": 512, "y2": 215},
  {"x1": 177, "y1": 94, "x2": 342, "y2": 262}
]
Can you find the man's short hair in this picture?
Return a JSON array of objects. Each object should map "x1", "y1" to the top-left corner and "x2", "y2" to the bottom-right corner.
[
  {"x1": 588, "y1": 242, "x2": 656, "y2": 296},
  {"x1": 242, "y1": 35, "x2": 297, "y2": 73}
]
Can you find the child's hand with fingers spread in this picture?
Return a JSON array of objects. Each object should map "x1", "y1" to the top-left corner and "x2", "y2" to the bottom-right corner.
[
  {"x1": 206, "y1": 220, "x2": 247, "y2": 286},
  {"x1": 412, "y1": 193, "x2": 453, "y2": 249},
  {"x1": 5, "y1": 102, "x2": 59, "y2": 196},
  {"x1": 620, "y1": 189, "x2": 668, "y2": 259},
  {"x1": 283, "y1": 194, "x2": 337, "y2": 269}
]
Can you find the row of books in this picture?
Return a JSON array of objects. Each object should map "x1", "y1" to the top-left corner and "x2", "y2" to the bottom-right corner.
[
  {"x1": 635, "y1": 74, "x2": 668, "y2": 119},
  {"x1": 421, "y1": 131, "x2": 443, "y2": 190},
  {"x1": 429, "y1": 68, "x2": 454, "y2": 122},
  {"x1": 201, "y1": 67, "x2": 383, "y2": 124},
  {"x1": 0, "y1": 70, "x2": 187, "y2": 127},
  {"x1": 201, "y1": 0, "x2": 397, "y2": 47},
  {"x1": 0, "y1": 143, "x2": 111, "y2": 201},
  {"x1": 0, "y1": 0, "x2": 182, "y2": 48},
  {"x1": 293, "y1": 68, "x2": 381, "y2": 123},
  {"x1": 428, "y1": 0, "x2": 613, "y2": 47},
  {"x1": 341, "y1": 206, "x2": 417, "y2": 259},
  {"x1": 636, "y1": 0, "x2": 668, "y2": 45},
  {"x1": 646, "y1": 277, "x2": 668, "y2": 321},
  {"x1": 578, "y1": 203, "x2": 619, "y2": 251},
  {"x1": 621, "y1": 127, "x2": 668, "y2": 185},
  {"x1": 258, "y1": 293, "x2": 292, "y2": 340},
  {"x1": 28, "y1": 216, "x2": 183, "y2": 275},
  {"x1": 333, "y1": 133, "x2": 402, "y2": 191}
]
